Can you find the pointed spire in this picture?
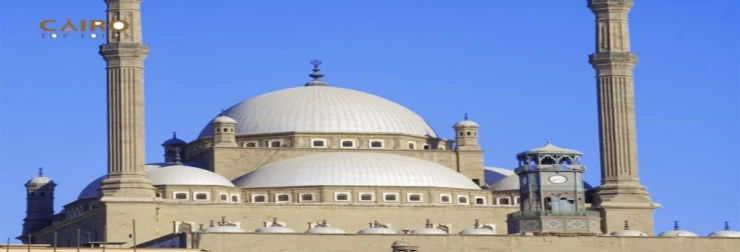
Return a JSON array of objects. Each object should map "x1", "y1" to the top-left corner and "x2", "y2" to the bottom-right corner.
[
  {"x1": 173, "y1": 147, "x2": 182, "y2": 164},
  {"x1": 305, "y1": 60, "x2": 328, "y2": 86},
  {"x1": 673, "y1": 221, "x2": 680, "y2": 230},
  {"x1": 725, "y1": 221, "x2": 730, "y2": 231},
  {"x1": 624, "y1": 221, "x2": 630, "y2": 230},
  {"x1": 38, "y1": 167, "x2": 43, "y2": 176}
]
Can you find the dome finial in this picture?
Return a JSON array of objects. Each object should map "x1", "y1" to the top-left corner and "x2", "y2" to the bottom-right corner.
[
  {"x1": 172, "y1": 132, "x2": 178, "y2": 139},
  {"x1": 546, "y1": 139, "x2": 551, "y2": 144},
  {"x1": 305, "y1": 60, "x2": 328, "y2": 86},
  {"x1": 38, "y1": 167, "x2": 43, "y2": 176},
  {"x1": 220, "y1": 216, "x2": 227, "y2": 226},
  {"x1": 474, "y1": 219, "x2": 480, "y2": 228},
  {"x1": 272, "y1": 217, "x2": 279, "y2": 226},
  {"x1": 220, "y1": 109, "x2": 226, "y2": 116},
  {"x1": 725, "y1": 221, "x2": 730, "y2": 231},
  {"x1": 209, "y1": 220, "x2": 215, "y2": 227},
  {"x1": 673, "y1": 221, "x2": 680, "y2": 230},
  {"x1": 464, "y1": 113, "x2": 469, "y2": 121},
  {"x1": 624, "y1": 220, "x2": 630, "y2": 230},
  {"x1": 425, "y1": 219, "x2": 433, "y2": 228},
  {"x1": 321, "y1": 220, "x2": 328, "y2": 227},
  {"x1": 173, "y1": 147, "x2": 182, "y2": 164}
]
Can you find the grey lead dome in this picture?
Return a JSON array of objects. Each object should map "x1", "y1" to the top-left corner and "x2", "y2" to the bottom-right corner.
[{"x1": 198, "y1": 86, "x2": 438, "y2": 138}]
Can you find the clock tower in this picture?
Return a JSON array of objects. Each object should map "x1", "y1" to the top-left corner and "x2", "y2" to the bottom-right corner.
[{"x1": 506, "y1": 141, "x2": 602, "y2": 234}]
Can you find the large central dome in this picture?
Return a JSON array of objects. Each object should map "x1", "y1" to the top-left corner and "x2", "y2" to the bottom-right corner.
[{"x1": 199, "y1": 86, "x2": 438, "y2": 138}]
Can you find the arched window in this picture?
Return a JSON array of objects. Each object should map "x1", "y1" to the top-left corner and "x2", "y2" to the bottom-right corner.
[
  {"x1": 408, "y1": 142, "x2": 416, "y2": 149},
  {"x1": 498, "y1": 198, "x2": 510, "y2": 205},
  {"x1": 341, "y1": 140, "x2": 354, "y2": 148},
  {"x1": 544, "y1": 197, "x2": 552, "y2": 211},
  {"x1": 245, "y1": 142, "x2": 256, "y2": 147},
  {"x1": 475, "y1": 197, "x2": 485, "y2": 205},
  {"x1": 231, "y1": 195, "x2": 239, "y2": 202},
  {"x1": 276, "y1": 194, "x2": 290, "y2": 202}
]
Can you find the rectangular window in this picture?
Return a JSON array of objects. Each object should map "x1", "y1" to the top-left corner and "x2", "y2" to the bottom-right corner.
[
  {"x1": 334, "y1": 193, "x2": 350, "y2": 201},
  {"x1": 275, "y1": 194, "x2": 290, "y2": 202},
  {"x1": 252, "y1": 195, "x2": 266, "y2": 203},
  {"x1": 369, "y1": 140, "x2": 384, "y2": 149},
  {"x1": 231, "y1": 194, "x2": 239, "y2": 202},
  {"x1": 340, "y1": 139, "x2": 355, "y2": 148},
  {"x1": 245, "y1": 142, "x2": 257, "y2": 147},
  {"x1": 174, "y1": 192, "x2": 188, "y2": 200},
  {"x1": 475, "y1": 197, "x2": 486, "y2": 205},
  {"x1": 457, "y1": 196, "x2": 469, "y2": 204},
  {"x1": 383, "y1": 193, "x2": 398, "y2": 202},
  {"x1": 359, "y1": 193, "x2": 374, "y2": 202},
  {"x1": 311, "y1": 139, "x2": 327, "y2": 148},
  {"x1": 300, "y1": 193, "x2": 314, "y2": 202},
  {"x1": 194, "y1": 192, "x2": 209, "y2": 200},
  {"x1": 407, "y1": 193, "x2": 422, "y2": 202},
  {"x1": 270, "y1": 141, "x2": 282, "y2": 148},
  {"x1": 440, "y1": 194, "x2": 451, "y2": 203}
]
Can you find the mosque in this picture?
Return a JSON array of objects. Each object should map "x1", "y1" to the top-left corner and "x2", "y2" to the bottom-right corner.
[{"x1": 16, "y1": 0, "x2": 739, "y2": 251}]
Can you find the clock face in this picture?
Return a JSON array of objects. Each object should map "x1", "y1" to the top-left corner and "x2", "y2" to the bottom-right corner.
[
  {"x1": 548, "y1": 175, "x2": 568, "y2": 184},
  {"x1": 521, "y1": 177, "x2": 528, "y2": 186}
]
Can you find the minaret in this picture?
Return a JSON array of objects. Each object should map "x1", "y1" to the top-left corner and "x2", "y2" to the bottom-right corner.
[
  {"x1": 587, "y1": 0, "x2": 660, "y2": 235},
  {"x1": 98, "y1": 0, "x2": 155, "y2": 201},
  {"x1": 162, "y1": 132, "x2": 186, "y2": 162},
  {"x1": 20, "y1": 168, "x2": 56, "y2": 243}
]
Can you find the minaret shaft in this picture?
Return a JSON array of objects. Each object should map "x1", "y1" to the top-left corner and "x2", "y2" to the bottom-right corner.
[
  {"x1": 99, "y1": 0, "x2": 154, "y2": 200},
  {"x1": 589, "y1": 0, "x2": 641, "y2": 186},
  {"x1": 588, "y1": 0, "x2": 659, "y2": 236}
]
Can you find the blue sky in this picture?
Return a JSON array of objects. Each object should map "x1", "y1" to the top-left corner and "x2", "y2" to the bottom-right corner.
[{"x1": 0, "y1": 0, "x2": 737, "y2": 241}]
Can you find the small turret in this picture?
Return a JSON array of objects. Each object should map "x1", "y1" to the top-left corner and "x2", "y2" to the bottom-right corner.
[
  {"x1": 20, "y1": 168, "x2": 56, "y2": 243},
  {"x1": 211, "y1": 110, "x2": 238, "y2": 147},
  {"x1": 162, "y1": 132, "x2": 186, "y2": 162},
  {"x1": 453, "y1": 113, "x2": 480, "y2": 150}
]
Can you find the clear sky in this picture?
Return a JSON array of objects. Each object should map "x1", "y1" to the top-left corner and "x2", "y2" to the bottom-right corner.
[{"x1": 0, "y1": 0, "x2": 737, "y2": 241}]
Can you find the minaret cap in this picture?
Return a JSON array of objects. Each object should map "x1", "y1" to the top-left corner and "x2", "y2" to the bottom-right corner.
[
  {"x1": 212, "y1": 109, "x2": 237, "y2": 124},
  {"x1": 453, "y1": 113, "x2": 479, "y2": 128},
  {"x1": 305, "y1": 60, "x2": 328, "y2": 86}
]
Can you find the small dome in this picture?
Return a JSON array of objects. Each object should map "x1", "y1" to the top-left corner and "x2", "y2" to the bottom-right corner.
[
  {"x1": 409, "y1": 228, "x2": 447, "y2": 235},
  {"x1": 78, "y1": 163, "x2": 233, "y2": 200},
  {"x1": 708, "y1": 222, "x2": 740, "y2": 237},
  {"x1": 392, "y1": 241, "x2": 410, "y2": 246},
  {"x1": 198, "y1": 86, "x2": 438, "y2": 138},
  {"x1": 162, "y1": 132, "x2": 186, "y2": 146},
  {"x1": 610, "y1": 221, "x2": 647, "y2": 237},
  {"x1": 203, "y1": 225, "x2": 246, "y2": 233},
  {"x1": 255, "y1": 219, "x2": 296, "y2": 233},
  {"x1": 358, "y1": 221, "x2": 397, "y2": 234},
  {"x1": 459, "y1": 228, "x2": 495, "y2": 235},
  {"x1": 232, "y1": 152, "x2": 481, "y2": 190},
  {"x1": 409, "y1": 220, "x2": 447, "y2": 235},
  {"x1": 658, "y1": 222, "x2": 698, "y2": 237},
  {"x1": 518, "y1": 141, "x2": 582, "y2": 156},
  {"x1": 255, "y1": 226, "x2": 296, "y2": 233},
  {"x1": 453, "y1": 120, "x2": 479, "y2": 128},
  {"x1": 26, "y1": 168, "x2": 54, "y2": 185},
  {"x1": 305, "y1": 222, "x2": 346, "y2": 234},
  {"x1": 489, "y1": 174, "x2": 593, "y2": 191},
  {"x1": 459, "y1": 220, "x2": 495, "y2": 235},
  {"x1": 212, "y1": 115, "x2": 237, "y2": 124}
]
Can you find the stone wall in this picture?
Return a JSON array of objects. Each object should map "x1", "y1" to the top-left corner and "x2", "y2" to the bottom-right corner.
[{"x1": 197, "y1": 233, "x2": 740, "y2": 252}]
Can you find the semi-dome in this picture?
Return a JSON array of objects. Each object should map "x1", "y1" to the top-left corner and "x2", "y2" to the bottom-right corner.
[
  {"x1": 198, "y1": 86, "x2": 437, "y2": 138},
  {"x1": 78, "y1": 163, "x2": 233, "y2": 200},
  {"x1": 358, "y1": 221, "x2": 397, "y2": 234},
  {"x1": 232, "y1": 152, "x2": 480, "y2": 190},
  {"x1": 305, "y1": 221, "x2": 346, "y2": 234},
  {"x1": 489, "y1": 174, "x2": 593, "y2": 191}
]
